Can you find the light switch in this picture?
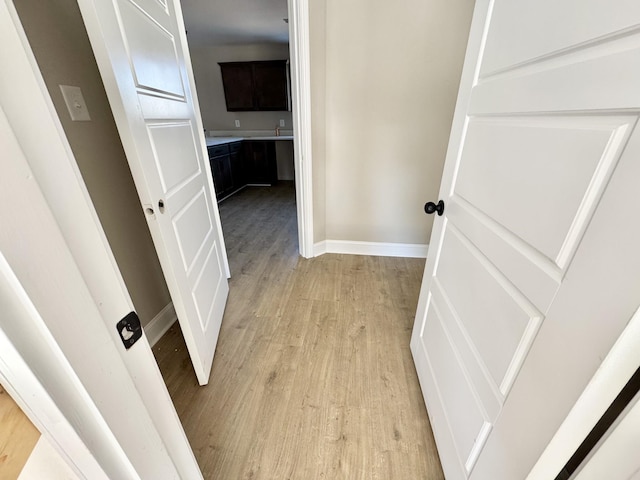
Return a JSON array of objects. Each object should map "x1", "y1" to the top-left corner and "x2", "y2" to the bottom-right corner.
[
  {"x1": 59, "y1": 85, "x2": 91, "y2": 121},
  {"x1": 279, "y1": 119, "x2": 285, "y2": 127}
]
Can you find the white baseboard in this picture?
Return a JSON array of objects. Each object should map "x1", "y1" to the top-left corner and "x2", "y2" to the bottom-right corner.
[
  {"x1": 314, "y1": 240, "x2": 429, "y2": 259},
  {"x1": 144, "y1": 303, "x2": 177, "y2": 347}
]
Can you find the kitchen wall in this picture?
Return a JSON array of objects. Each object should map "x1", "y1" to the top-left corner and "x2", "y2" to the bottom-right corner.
[
  {"x1": 14, "y1": 0, "x2": 171, "y2": 327},
  {"x1": 318, "y1": 0, "x2": 474, "y2": 247},
  {"x1": 190, "y1": 43, "x2": 294, "y2": 132}
]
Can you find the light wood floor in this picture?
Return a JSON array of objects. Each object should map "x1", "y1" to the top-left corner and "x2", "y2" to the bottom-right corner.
[
  {"x1": 153, "y1": 183, "x2": 443, "y2": 479},
  {"x1": 0, "y1": 383, "x2": 40, "y2": 479}
]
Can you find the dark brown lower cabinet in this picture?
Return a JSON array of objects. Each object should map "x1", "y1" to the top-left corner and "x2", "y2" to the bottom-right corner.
[
  {"x1": 208, "y1": 142, "x2": 243, "y2": 200},
  {"x1": 208, "y1": 140, "x2": 278, "y2": 201},
  {"x1": 229, "y1": 153, "x2": 244, "y2": 188},
  {"x1": 242, "y1": 141, "x2": 277, "y2": 185}
]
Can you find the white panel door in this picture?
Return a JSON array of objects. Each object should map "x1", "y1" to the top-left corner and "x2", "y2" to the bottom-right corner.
[
  {"x1": 411, "y1": 1, "x2": 640, "y2": 479},
  {"x1": 77, "y1": 0, "x2": 229, "y2": 385}
]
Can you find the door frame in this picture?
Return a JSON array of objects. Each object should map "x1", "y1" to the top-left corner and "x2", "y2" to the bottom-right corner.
[
  {"x1": 288, "y1": 0, "x2": 314, "y2": 258},
  {"x1": 0, "y1": 253, "x2": 110, "y2": 480},
  {"x1": 526, "y1": 303, "x2": 640, "y2": 479}
]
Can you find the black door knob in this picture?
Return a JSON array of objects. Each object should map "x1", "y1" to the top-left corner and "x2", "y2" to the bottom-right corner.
[{"x1": 424, "y1": 200, "x2": 445, "y2": 216}]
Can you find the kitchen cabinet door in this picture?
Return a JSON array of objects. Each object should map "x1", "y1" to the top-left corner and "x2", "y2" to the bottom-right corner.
[
  {"x1": 208, "y1": 145, "x2": 234, "y2": 199},
  {"x1": 219, "y1": 63, "x2": 253, "y2": 111},
  {"x1": 243, "y1": 141, "x2": 277, "y2": 185},
  {"x1": 229, "y1": 143, "x2": 245, "y2": 190},
  {"x1": 219, "y1": 61, "x2": 289, "y2": 112},
  {"x1": 253, "y1": 61, "x2": 289, "y2": 110}
]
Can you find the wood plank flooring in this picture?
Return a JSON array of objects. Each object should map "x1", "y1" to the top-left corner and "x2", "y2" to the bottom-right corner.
[
  {"x1": 153, "y1": 183, "x2": 443, "y2": 479},
  {"x1": 0, "y1": 383, "x2": 40, "y2": 479}
]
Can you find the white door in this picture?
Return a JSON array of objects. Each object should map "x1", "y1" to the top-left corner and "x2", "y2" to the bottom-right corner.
[
  {"x1": 411, "y1": 1, "x2": 640, "y2": 479},
  {"x1": 76, "y1": 0, "x2": 229, "y2": 384}
]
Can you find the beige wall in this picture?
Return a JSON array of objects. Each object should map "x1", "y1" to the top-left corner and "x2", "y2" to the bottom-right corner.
[
  {"x1": 309, "y1": 0, "x2": 327, "y2": 243},
  {"x1": 14, "y1": 0, "x2": 171, "y2": 327},
  {"x1": 190, "y1": 43, "x2": 294, "y2": 132},
  {"x1": 319, "y1": 0, "x2": 474, "y2": 245}
]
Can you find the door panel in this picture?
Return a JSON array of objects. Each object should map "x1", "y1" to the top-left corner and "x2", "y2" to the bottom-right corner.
[
  {"x1": 435, "y1": 224, "x2": 542, "y2": 392},
  {"x1": 119, "y1": 0, "x2": 185, "y2": 97},
  {"x1": 171, "y1": 189, "x2": 212, "y2": 272},
  {"x1": 472, "y1": 40, "x2": 640, "y2": 114},
  {"x1": 192, "y1": 244, "x2": 225, "y2": 331},
  {"x1": 422, "y1": 298, "x2": 492, "y2": 472},
  {"x1": 79, "y1": 0, "x2": 229, "y2": 385},
  {"x1": 446, "y1": 198, "x2": 559, "y2": 312},
  {"x1": 456, "y1": 117, "x2": 629, "y2": 263},
  {"x1": 480, "y1": 0, "x2": 640, "y2": 76},
  {"x1": 147, "y1": 123, "x2": 200, "y2": 194},
  {"x1": 411, "y1": 1, "x2": 640, "y2": 479}
]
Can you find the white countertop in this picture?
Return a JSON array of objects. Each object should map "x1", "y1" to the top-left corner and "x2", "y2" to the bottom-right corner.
[
  {"x1": 205, "y1": 135, "x2": 294, "y2": 147},
  {"x1": 205, "y1": 137, "x2": 241, "y2": 146}
]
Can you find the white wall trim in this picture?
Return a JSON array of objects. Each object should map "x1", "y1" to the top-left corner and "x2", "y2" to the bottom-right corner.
[
  {"x1": 526, "y1": 304, "x2": 640, "y2": 479},
  {"x1": 288, "y1": 0, "x2": 314, "y2": 258},
  {"x1": 315, "y1": 240, "x2": 429, "y2": 258},
  {"x1": 144, "y1": 303, "x2": 177, "y2": 347},
  {"x1": 313, "y1": 240, "x2": 327, "y2": 256},
  {"x1": 0, "y1": 298, "x2": 108, "y2": 480}
]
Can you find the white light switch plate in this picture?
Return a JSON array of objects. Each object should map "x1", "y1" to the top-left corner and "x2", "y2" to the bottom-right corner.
[{"x1": 59, "y1": 85, "x2": 91, "y2": 121}]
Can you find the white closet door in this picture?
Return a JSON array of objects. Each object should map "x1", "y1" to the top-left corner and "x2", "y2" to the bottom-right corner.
[
  {"x1": 411, "y1": 1, "x2": 640, "y2": 478},
  {"x1": 77, "y1": 0, "x2": 230, "y2": 385}
]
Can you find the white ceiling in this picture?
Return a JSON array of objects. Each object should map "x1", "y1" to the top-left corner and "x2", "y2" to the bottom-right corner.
[{"x1": 181, "y1": 0, "x2": 289, "y2": 46}]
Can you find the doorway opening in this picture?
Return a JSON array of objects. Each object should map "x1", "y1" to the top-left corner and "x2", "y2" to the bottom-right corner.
[
  {"x1": 11, "y1": 0, "x2": 311, "y2": 475},
  {"x1": 181, "y1": 0, "x2": 311, "y2": 264}
]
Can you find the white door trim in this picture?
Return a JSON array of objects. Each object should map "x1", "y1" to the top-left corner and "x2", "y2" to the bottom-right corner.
[
  {"x1": 527, "y1": 304, "x2": 640, "y2": 479},
  {"x1": 0, "y1": 254, "x2": 111, "y2": 480},
  {"x1": 571, "y1": 383, "x2": 640, "y2": 479},
  {"x1": 2, "y1": 0, "x2": 200, "y2": 477},
  {"x1": 288, "y1": 0, "x2": 314, "y2": 258}
]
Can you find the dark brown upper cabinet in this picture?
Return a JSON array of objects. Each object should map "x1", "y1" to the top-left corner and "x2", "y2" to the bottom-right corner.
[{"x1": 219, "y1": 60, "x2": 290, "y2": 112}]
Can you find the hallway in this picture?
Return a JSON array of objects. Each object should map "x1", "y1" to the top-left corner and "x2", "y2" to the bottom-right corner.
[{"x1": 153, "y1": 183, "x2": 443, "y2": 479}]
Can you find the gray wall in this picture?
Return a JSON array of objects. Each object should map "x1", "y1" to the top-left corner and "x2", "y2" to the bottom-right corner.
[
  {"x1": 190, "y1": 43, "x2": 294, "y2": 132},
  {"x1": 14, "y1": 0, "x2": 171, "y2": 327}
]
